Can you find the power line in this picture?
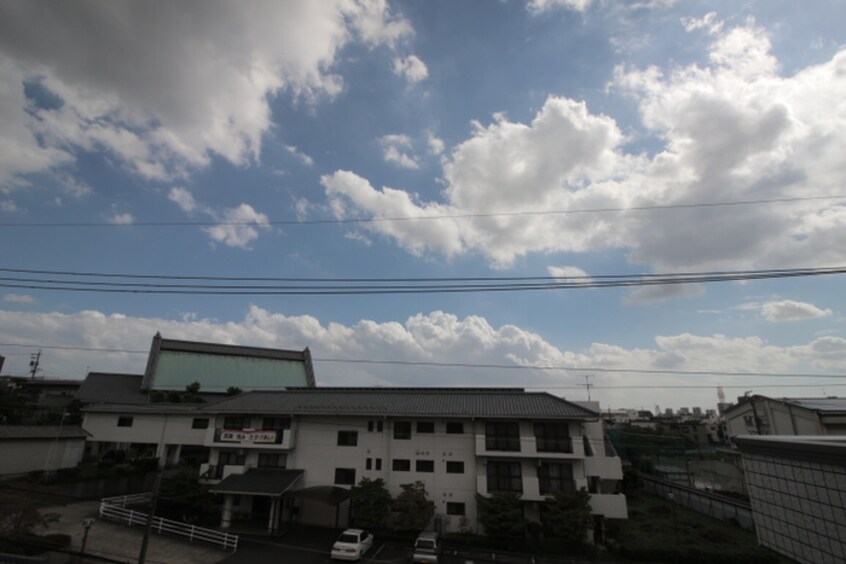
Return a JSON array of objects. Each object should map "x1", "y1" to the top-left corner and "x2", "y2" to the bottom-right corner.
[
  {"x1": 0, "y1": 265, "x2": 844, "y2": 295},
  {"x1": 1, "y1": 342, "x2": 844, "y2": 379},
  {"x1": 0, "y1": 194, "x2": 842, "y2": 228}
]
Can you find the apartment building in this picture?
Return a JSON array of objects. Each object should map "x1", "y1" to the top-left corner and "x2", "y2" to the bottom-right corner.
[
  {"x1": 81, "y1": 387, "x2": 627, "y2": 535},
  {"x1": 724, "y1": 395, "x2": 846, "y2": 440}
]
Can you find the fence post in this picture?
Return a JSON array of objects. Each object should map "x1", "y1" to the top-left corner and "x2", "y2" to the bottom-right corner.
[{"x1": 190, "y1": 525, "x2": 195, "y2": 542}]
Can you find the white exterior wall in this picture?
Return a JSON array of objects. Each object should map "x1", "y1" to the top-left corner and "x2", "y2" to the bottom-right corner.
[
  {"x1": 0, "y1": 438, "x2": 86, "y2": 477},
  {"x1": 725, "y1": 399, "x2": 826, "y2": 439},
  {"x1": 290, "y1": 416, "x2": 479, "y2": 532}
]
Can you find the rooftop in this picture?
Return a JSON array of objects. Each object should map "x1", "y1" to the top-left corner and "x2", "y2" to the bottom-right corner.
[{"x1": 0, "y1": 425, "x2": 90, "y2": 440}]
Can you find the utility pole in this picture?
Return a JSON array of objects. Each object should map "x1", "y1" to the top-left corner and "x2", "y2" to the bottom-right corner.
[
  {"x1": 29, "y1": 350, "x2": 41, "y2": 379},
  {"x1": 585, "y1": 374, "x2": 593, "y2": 402},
  {"x1": 138, "y1": 472, "x2": 162, "y2": 564}
]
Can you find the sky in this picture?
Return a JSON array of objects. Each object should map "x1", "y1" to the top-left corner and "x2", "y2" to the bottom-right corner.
[{"x1": 1, "y1": 0, "x2": 846, "y2": 412}]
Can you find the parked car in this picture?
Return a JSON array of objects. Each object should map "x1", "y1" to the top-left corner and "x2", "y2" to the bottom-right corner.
[
  {"x1": 412, "y1": 531, "x2": 440, "y2": 564},
  {"x1": 331, "y1": 528, "x2": 374, "y2": 561}
]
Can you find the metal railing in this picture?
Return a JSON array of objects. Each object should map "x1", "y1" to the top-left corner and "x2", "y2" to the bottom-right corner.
[{"x1": 99, "y1": 495, "x2": 238, "y2": 551}]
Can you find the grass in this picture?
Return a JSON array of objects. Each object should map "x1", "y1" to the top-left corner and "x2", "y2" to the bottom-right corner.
[{"x1": 609, "y1": 492, "x2": 784, "y2": 563}]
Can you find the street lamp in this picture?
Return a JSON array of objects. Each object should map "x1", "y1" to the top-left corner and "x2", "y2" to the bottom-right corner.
[{"x1": 80, "y1": 518, "x2": 94, "y2": 563}]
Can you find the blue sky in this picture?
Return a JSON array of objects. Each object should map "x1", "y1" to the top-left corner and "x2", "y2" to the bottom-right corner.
[{"x1": 1, "y1": 0, "x2": 846, "y2": 411}]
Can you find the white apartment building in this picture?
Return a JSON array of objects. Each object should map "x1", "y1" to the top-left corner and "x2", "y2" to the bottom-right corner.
[{"x1": 81, "y1": 387, "x2": 627, "y2": 536}]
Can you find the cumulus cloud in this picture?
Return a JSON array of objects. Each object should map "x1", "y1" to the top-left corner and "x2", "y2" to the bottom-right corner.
[
  {"x1": 322, "y1": 19, "x2": 846, "y2": 275},
  {"x1": 745, "y1": 299, "x2": 834, "y2": 322},
  {"x1": 0, "y1": 200, "x2": 18, "y2": 213},
  {"x1": 3, "y1": 294, "x2": 36, "y2": 304},
  {"x1": 393, "y1": 54, "x2": 429, "y2": 83},
  {"x1": 626, "y1": 284, "x2": 705, "y2": 305},
  {"x1": 379, "y1": 134, "x2": 420, "y2": 169},
  {"x1": 547, "y1": 266, "x2": 591, "y2": 279},
  {"x1": 0, "y1": 305, "x2": 838, "y2": 407},
  {"x1": 0, "y1": 1, "x2": 413, "y2": 184},
  {"x1": 426, "y1": 132, "x2": 445, "y2": 156},
  {"x1": 285, "y1": 145, "x2": 314, "y2": 167},
  {"x1": 107, "y1": 211, "x2": 134, "y2": 225},
  {"x1": 167, "y1": 187, "x2": 269, "y2": 249},
  {"x1": 528, "y1": 0, "x2": 593, "y2": 13}
]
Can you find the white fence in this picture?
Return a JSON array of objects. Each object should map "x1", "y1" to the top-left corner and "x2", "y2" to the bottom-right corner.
[{"x1": 99, "y1": 494, "x2": 238, "y2": 551}]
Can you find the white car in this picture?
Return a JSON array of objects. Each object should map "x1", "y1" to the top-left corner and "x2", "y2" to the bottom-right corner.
[{"x1": 331, "y1": 528, "x2": 374, "y2": 561}]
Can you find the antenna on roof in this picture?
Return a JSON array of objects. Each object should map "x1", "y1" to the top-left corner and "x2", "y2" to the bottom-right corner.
[{"x1": 584, "y1": 374, "x2": 593, "y2": 402}]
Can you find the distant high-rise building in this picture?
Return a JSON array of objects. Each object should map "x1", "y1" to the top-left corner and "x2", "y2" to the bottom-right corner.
[
  {"x1": 679, "y1": 407, "x2": 690, "y2": 415},
  {"x1": 692, "y1": 407, "x2": 702, "y2": 416},
  {"x1": 664, "y1": 408, "x2": 673, "y2": 416}
]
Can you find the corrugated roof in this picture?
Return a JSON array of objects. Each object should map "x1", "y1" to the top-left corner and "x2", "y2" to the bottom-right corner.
[
  {"x1": 210, "y1": 468, "x2": 304, "y2": 496},
  {"x1": 0, "y1": 425, "x2": 89, "y2": 440},
  {"x1": 784, "y1": 397, "x2": 846, "y2": 414},
  {"x1": 198, "y1": 388, "x2": 598, "y2": 418},
  {"x1": 75, "y1": 373, "x2": 147, "y2": 405}
]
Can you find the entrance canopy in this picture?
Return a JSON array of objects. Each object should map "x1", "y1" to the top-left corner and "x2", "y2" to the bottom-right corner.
[
  {"x1": 210, "y1": 468, "x2": 303, "y2": 497},
  {"x1": 289, "y1": 485, "x2": 350, "y2": 506}
]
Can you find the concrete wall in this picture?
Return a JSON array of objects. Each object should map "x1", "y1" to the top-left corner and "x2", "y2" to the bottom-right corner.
[{"x1": 0, "y1": 437, "x2": 86, "y2": 477}]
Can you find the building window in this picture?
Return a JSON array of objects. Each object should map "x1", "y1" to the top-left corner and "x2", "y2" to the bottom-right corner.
[
  {"x1": 534, "y1": 422, "x2": 571, "y2": 453},
  {"x1": 485, "y1": 422, "x2": 520, "y2": 452},
  {"x1": 487, "y1": 461, "x2": 522, "y2": 493},
  {"x1": 218, "y1": 450, "x2": 246, "y2": 466},
  {"x1": 377, "y1": 421, "x2": 383, "y2": 432},
  {"x1": 446, "y1": 502, "x2": 465, "y2": 516},
  {"x1": 334, "y1": 468, "x2": 356, "y2": 485},
  {"x1": 375, "y1": 458, "x2": 382, "y2": 471},
  {"x1": 416, "y1": 460, "x2": 434, "y2": 473},
  {"x1": 538, "y1": 462, "x2": 574, "y2": 494},
  {"x1": 258, "y1": 453, "x2": 285, "y2": 468},
  {"x1": 366, "y1": 458, "x2": 372, "y2": 470},
  {"x1": 446, "y1": 422, "x2": 464, "y2": 434},
  {"x1": 191, "y1": 418, "x2": 209, "y2": 430},
  {"x1": 416, "y1": 422, "x2": 435, "y2": 434},
  {"x1": 117, "y1": 416, "x2": 134, "y2": 427},
  {"x1": 337, "y1": 430, "x2": 359, "y2": 446},
  {"x1": 368, "y1": 420, "x2": 374, "y2": 432},
  {"x1": 394, "y1": 421, "x2": 411, "y2": 440},
  {"x1": 446, "y1": 461, "x2": 464, "y2": 474},
  {"x1": 262, "y1": 416, "x2": 291, "y2": 430},
  {"x1": 223, "y1": 415, "x2": 248, "y2": 430},
  {"x1": 392, "y1": 459, "x2": 411, "y2": 471}
]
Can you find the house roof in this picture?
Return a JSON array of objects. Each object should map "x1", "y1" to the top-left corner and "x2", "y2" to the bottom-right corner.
[
  {"x1": 784, "y1": 397, "x2": 846, "y2": 414},
  {"x1": 735, "y1": 435, "x2": 846, "y2": 466},
  {"x1": 0, "y1": 425, "x2": 90, "y2": 440},
  {"x1": 75, "y1": 373, "x2": 147, "y2": 405},
  {"x1": 724, "y1": 395, "x2": 846, "y2": 416},
  {"x1": 209, "y1": 468, "x2": 304, "y2": 496},
  {"x1": 198, "y1": 387, "x2": 599, "y2": 419}
]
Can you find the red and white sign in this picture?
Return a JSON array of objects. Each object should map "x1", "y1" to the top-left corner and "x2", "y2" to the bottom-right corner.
[{"x1": 219, "y1": 429, "x2": 277, "y2": 444}]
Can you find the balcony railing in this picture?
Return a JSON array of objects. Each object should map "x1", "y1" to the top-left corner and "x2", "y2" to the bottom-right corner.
[{"x1": 536, "y1": 436, "x2": 573, "y2": 453}]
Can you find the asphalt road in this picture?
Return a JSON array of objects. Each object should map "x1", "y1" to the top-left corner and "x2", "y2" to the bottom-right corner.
[{"x1": 220, "y1": 538, "x2": 412, "y2": 564}]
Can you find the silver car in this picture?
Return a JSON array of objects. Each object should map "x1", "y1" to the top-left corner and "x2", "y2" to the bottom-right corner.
[{"x1": 412, "y1": 532, "x2": 440, "y2": 564}]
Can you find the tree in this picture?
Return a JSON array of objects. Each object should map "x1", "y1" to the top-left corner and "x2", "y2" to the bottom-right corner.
[
  {"x1": 0, "y1": 382, "x2": 26, "y2": 424},
  {"x1": 393, "y1": 481, "x2": 434, "y2": 531},
  {"x1": 157, "y1": 470, "x2": 219, "y2": 526},
  {"x1": 226, "y1": 386, "x2": 242, "y2": 396},
  {"x1": 350, "y1": 478, "x2": 392, "y2": 529},
  {"x1": 541, "y1": 489, "x2": 592, "y2": 543},
  {"x1": 476, "y1": 492, "x2": 525, "y2": 539}
]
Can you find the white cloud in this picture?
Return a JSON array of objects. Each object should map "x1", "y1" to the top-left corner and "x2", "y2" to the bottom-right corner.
[
  {"x1": 323, "y1": 20, "x2": 846, "y2": 274},
  {"x1": 380, "y1": 134, "x2": 420, "y2": 169},
  {"x1": 107, "y1": 212, "x2": 134, "y2": 225},
  {"x1": 527, "y1": 0, "x2": 593, "y2": 14},
  {"x1": 426, "y1": 132, "x2": 445, "y2": 155},
  {"x1": 759, "y1": 300, "x2": 833, "y2": 322},
  {"x1": 0, "y1": 200, "x2": 18, "y2": 213},
  {"x1": 0, "y1": 1, "x2": 413, "y2": 184},
  {"x1": 547, "y1": 266, "x2": 591, "y2": 279},
  {"x1": 681, "y1": 12, "x2": 724, "y2": 34},
  {"x1": 168, "y1": 187, "x2": 269, "y2": 249},
  {"x1": 393, "y1": 54, "x2": 429, "y2": 83},
  {"x1": 203, "y1": 203, "x2": 270, "y2": 249},
  {"x1": 3, "y1": 294, "x2": 36, "y2": 304},
  {"x1": 0, "y1": 305, "x2": 838, "y2": 407},
  {"x1": 168, "y1": 187, "x2": 198, "y2": 214},
  {"x1": 285, "y1": 145, "x2": 314, "y2": 167}
]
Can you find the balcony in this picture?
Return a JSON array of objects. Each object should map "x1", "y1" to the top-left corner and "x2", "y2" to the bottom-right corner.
[
  {"x1": 584, "y1": 456, "x2": 623, "y2": 480},
  {"x1": 588, "y1": 493, "x2": 627, "y2": 519},
  {"x1": 206, "y1": 427, "x2": 293, "y2": 449},
  {"x1": 475, "y1": 434, "x2": 584, "y2": 459}
]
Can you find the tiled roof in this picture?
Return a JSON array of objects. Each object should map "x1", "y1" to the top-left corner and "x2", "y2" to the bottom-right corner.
[
  {"x1": 199, "y1": 388, "x2": 598, "y2": 419},
  {"x1": 784, "y1": 397, "x2": 846, "y2": 414},
  {"x1": 210, "y1": 468, "x2": 304, "y2": 496},
  {"x1": 0, "y1": 425, "x2": 89, "y2": 440},
  {"x1": 75, "y1": 373, "x2": 147, "y2": 405}
]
